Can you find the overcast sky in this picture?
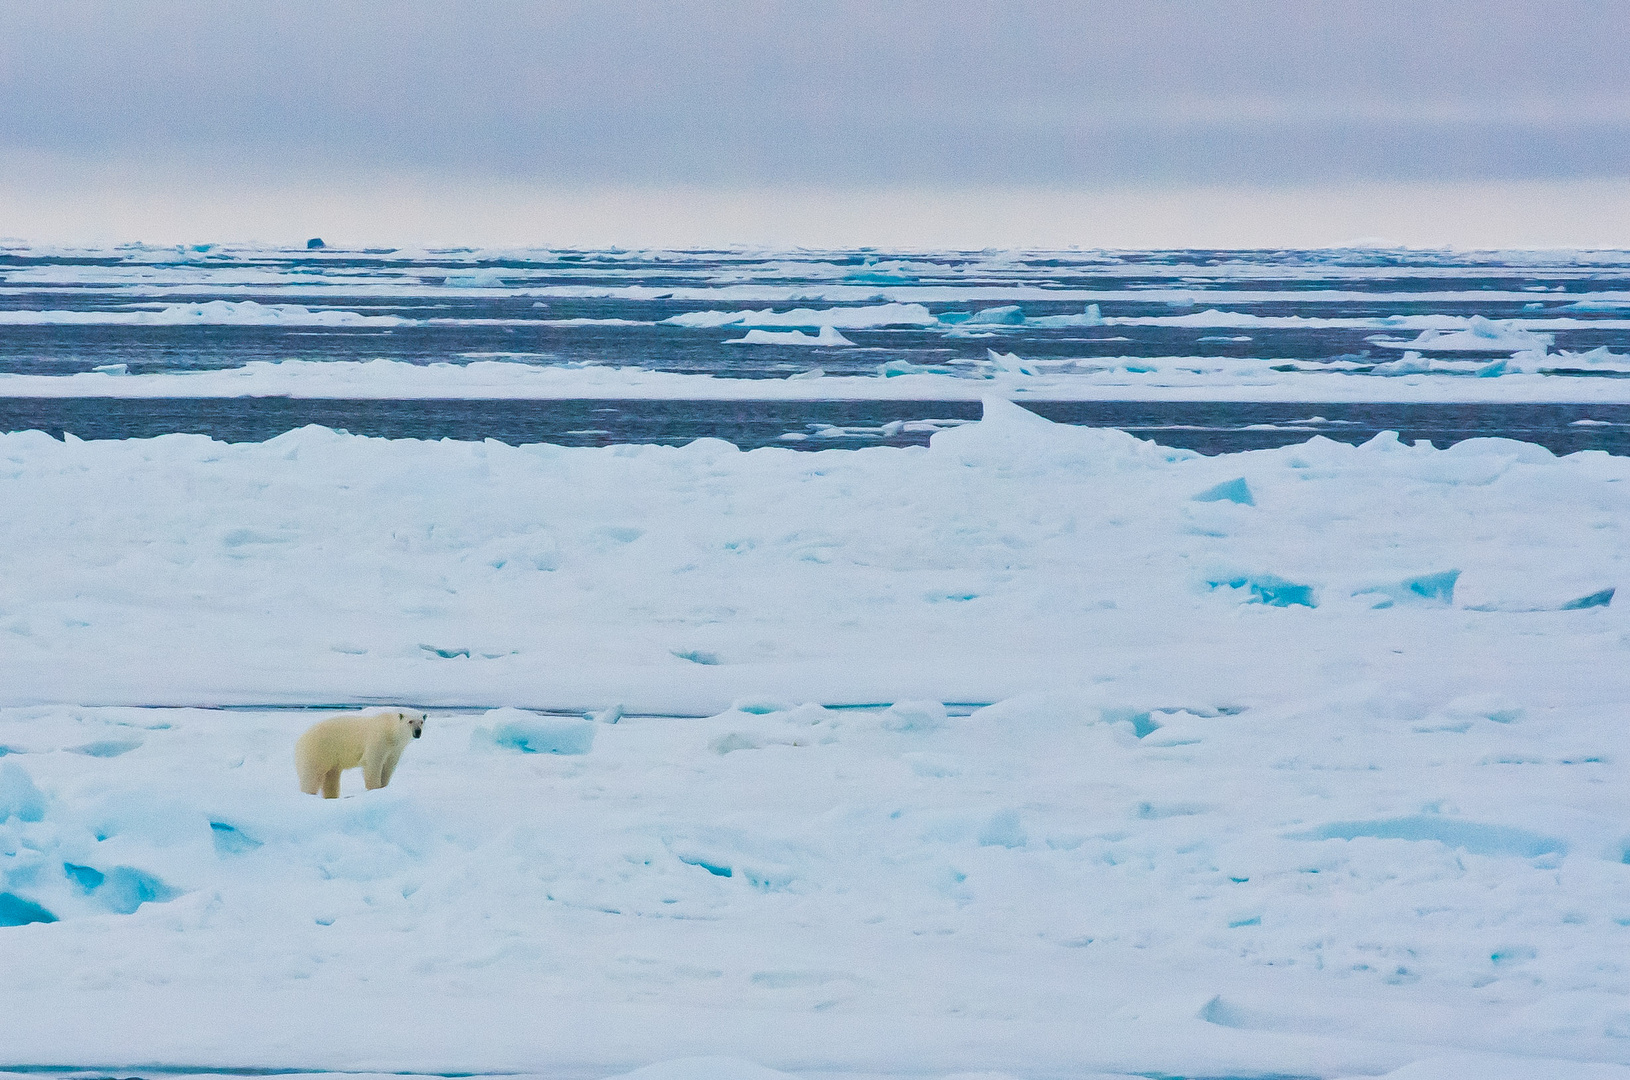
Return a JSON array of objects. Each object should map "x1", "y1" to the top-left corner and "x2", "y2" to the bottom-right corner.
[{"x1": 3, "y1": 0, "x2": 1628, "y2": 246}]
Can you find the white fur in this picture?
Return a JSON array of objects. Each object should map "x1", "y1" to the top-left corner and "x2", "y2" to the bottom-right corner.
[{"x1": 295, "y1": 709, "x2": 426, "y2": 798}]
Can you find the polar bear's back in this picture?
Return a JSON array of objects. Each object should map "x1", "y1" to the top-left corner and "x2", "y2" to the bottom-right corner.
[{"x1": 295, "y1": 711, "x2": 391, "y2": 773}]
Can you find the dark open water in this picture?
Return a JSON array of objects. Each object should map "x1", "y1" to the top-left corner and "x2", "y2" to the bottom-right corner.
[{"x1": 4, "y1": 397, "x2": 1628, "y2": 455}]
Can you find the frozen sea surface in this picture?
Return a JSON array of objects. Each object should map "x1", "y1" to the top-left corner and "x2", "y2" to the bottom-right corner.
[{"x1": 2, "y1": 399, "x2": 1629, "y2": 1078}]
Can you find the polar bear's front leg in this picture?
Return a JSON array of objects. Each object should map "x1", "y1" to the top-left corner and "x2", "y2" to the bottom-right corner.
[
  {"x1": 367, "y1": 744, "x2": 405, "y2": 789},
  {"x1": 378, "y1": 747, "x2": 404, "y2": 788},
  {"x1": 362, "y1": 744, "x2": 401, "y2": 789}
]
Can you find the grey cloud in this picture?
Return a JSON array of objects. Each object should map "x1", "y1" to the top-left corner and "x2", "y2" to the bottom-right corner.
[{"x1": 2, "y1": 0, "x2": 1627, "y2": 186}]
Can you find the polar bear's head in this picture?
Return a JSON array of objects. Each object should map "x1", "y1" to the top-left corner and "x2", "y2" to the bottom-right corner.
[{"x1": 395, "y1": 709, "x2": 427, "y2": 739}]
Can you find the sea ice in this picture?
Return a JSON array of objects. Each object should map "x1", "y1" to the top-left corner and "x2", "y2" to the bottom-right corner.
[
  {"x1": 1355, "y1": 570, "x2": 1461, "y2": 608},
  {"x1": 443, "y1": 269, "x2": 510, "y2": 288},
  {"x1": 1369, "y1": 316, "x2": 1554, "y2": 354},
  {"x1": 662, "y1": 303, "x2": 936, "y2": 330},
  {"x1": 0, "y1": 398, "x2": 1627, "y2": 1077},
  {"x1": 471, "y1": 707, "x2": 597, "y2": 755},
  {"x1": 0, "y1": 299, "x2": 410, "y2": 327},
  {"x1": 1026, "y1": 303, "x2": 1105, "y2": 327},
  {"x1": 726, "y1": 326, "x2": 854, "y2": 346}
]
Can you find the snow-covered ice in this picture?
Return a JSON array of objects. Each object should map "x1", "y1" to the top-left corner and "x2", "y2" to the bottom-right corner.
[
  {"x1": 0, "y1": 299, "x2": 412, "y2": 327},
  {"x1": 12, "y1": 355, "x2": 1630, "y2": 403},
  {"x1": 726, "y1": 326, "x2": 855, "y2": 347},
  {"x1": 661, "y1": 303, "x2": 938, "y2": 329},
  {"x1": 1368, "y1": 315, "x2": 1556, "y2": 354},
  {"x1": 2, "y1": 399, "x2": 1629, "y2": 1078}
]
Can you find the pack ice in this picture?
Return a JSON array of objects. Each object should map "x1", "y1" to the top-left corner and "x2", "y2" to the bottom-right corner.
[{"x1": 1, "y1": 399, "x2": 1628, "y2": 1080}]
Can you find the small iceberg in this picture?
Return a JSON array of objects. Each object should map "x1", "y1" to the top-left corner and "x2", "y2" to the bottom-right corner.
[
  {"x1": 1369, "y1": 316, "x2": 1553, "y2": 354},
  {"x1": 1355, "y1": 570, "x2": 1459, "y2": 609},
  {"x1": 984, "y1": 349, "x2": 1039, "y2": 375},
  {"x1": 470, "y1": 707, "x2": 596, "y2": 755},
  {"x1": 726, "y1": 326, "x2": 853, "y2": 346},
  {"x1": 1208, "y1": 574, "x2": 1316, "y2": 608}
]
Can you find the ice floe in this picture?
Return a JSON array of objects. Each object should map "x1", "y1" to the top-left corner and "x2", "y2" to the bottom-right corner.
[
  {"x1": 661, "y1": 303, "x2": 937, "y2": 329},
  {"x1": 0, "y1": 299, "x2": 412, "y2": 326}
]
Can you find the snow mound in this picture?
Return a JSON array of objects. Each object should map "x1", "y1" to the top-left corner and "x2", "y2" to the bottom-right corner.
[
  {"x1": 1354, "y1": 1053, "x2": 1630, "y2": 1079},
  {"x1": 1289, "y1": 816, "x2": 1565, "y2": 859},
  {"x1": 928, "y1": 396, "x2": 1194, "y2": 472},
  {"x1": 471, "y1": 708, "x2": 596, "y2": 755},
  {"x1": 1371, "y1": 316, "x2": 1554, "y2": 353},
  {"x1": 0, "y1": 759, "x2": 183, "y2": 926}
]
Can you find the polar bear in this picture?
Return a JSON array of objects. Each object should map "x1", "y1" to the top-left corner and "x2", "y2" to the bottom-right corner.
[{"x1": 295, "y1": 708, "x2": 426, "y2": 798}]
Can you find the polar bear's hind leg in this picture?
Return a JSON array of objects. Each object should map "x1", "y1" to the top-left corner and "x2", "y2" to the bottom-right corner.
[
  {"x1": 297, "y1": 753, "x2": 323, "y2": 795},
  {"x1": 322, "y1": 766, "x2": 342, "y2": 799}
]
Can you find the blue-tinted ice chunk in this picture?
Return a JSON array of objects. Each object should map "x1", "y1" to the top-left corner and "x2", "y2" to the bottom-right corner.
[
  {"x1": 0, "y1": 893, "x2": 57, "y2": 927},
  {"x1": 1193, "y1": 478, "x2": 1254, "y2": 506},
  {"x1": 1288, "y1": 816, "x2": 1563, "y2": 859},
  {"x1": 1103, "y1": 707, "x2": 1159, "y2": 738},
  {"x1": 1561, "y1": 587, "x2": 1614, "y2": 610},
  {"x1": 1358, "y1": 570, "x2": 1460, "y2": 608},
  {"x1": 0, "y1": 761, "x2": 45, "y2": 822},
  {"x1": 1210, "y1": 575, "x2": 1316, "y2": 608},
  {"x1": 473, "y1": 708, "x2": 596, "y2": 755},
  {"x1": 1402, "y1": 571, "x2": 1459, "y2": 604},
  {"x1": 965, "y1": 305, "x2": 1026, "y2": 325},
  {"x1": 306, "y1": 237, "x2": 325, "y2": 249}
]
